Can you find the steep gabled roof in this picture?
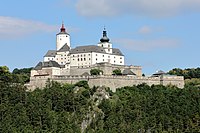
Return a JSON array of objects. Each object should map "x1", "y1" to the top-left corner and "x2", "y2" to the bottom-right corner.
[
  {"x1": 34, "y1": 62, "x2": 43, "y2": 70},
  {"x1": 122, "y1": 69, "x2": 136, "y2": 75},
  {"x1": 43, "y1": 61, "x2": 60, "y2": 68},
  {"x1": 44, "y1": 50, "x2": 56, "y2": 57},
  {"x1": 34, "y1": 61, "x2": 60, "y2": 70},
  {"x1": 70, "y1": 45, "x2": 106, "y2": 54},
  {"x1": 57, "y1": 43, "x2": 70, "y2": 52},
  {"x1": 152, "y1": 70, "x2": 166, "y2": 77},
  {"x1": 112, "y1": 48, "x2": 123, "y2": 56}
]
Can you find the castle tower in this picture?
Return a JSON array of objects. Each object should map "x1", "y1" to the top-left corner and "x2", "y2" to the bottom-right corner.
[
  {"x1": 56, "y1": 22, "x2": 70, "y2": 51},
  {"x1": 98, "y1": 27, "x2": 112, "y2": 54}
]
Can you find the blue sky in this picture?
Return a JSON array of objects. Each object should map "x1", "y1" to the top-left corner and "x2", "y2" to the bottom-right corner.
[{"x1": 0, "y1": 0, "x2": 200, "y2": 75}]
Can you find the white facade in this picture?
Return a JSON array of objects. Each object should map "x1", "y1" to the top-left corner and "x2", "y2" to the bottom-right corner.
[
  {"x1": 56, "y1": 33, "x2": 70, "y2": 51},
  {"x1": 44, "y1": 57, "x2": 55, "y2": 62},
  {"x1": 97, "y1": 42, "x2": 113, "y2": 54},
  {"x1": 70, "y1": 53, "x2": 92, "y2": 67},
  {"x1": 55, "y1": 51, "x2": 70, "y2": 65}
]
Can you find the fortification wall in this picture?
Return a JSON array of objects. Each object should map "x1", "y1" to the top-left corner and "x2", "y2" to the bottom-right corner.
[
  {"x1": 28, "y1": 75, "x2": 184, "y2": 92},
  {"x1": 68, "y1": 64, "x2": 142, "y2": 76},
  {"x1": 87, "y1": 76, "x2": 160, "y2": 92},
  {"x1": 161, "y1": 75, "x2": 184, "y2": 88}
]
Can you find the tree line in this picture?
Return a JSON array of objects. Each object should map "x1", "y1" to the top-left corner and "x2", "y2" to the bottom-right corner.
[
  {"x1": 168, "y1": 67, "x2": 200, "y2": 79},
  {"x1": 0, "y1": 66, "x2": 32, "y2": 84}
]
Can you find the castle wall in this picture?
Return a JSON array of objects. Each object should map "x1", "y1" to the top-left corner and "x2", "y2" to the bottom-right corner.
[
  {"x1": 160, "y1": 75, "x2": 184, "y2": 88},
  {"x1": 28, "y1": 75, "x2": 184, "y2": 92}
]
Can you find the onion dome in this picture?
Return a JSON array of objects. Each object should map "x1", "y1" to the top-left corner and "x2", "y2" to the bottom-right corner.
[{"x1": 100, "y1": 28, "x2": 110, "y2": 42}]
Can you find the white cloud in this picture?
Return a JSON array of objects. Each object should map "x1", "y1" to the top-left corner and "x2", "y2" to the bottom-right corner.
[
  {"x1": 0, "y1": 16, "x2": 57, "y2": 39},
  {"x1": 75, "y1": 0, "x2": 200, "y2": 17},
  {"x1": 76, "y1": 0, "x2": 116, "y2": 17},
  {"x1": 114, "y1": 38, "x2": 179, "y2": 51},
  {"x1": 138, "y1": 26, "x2": 152, "y2": 34}
]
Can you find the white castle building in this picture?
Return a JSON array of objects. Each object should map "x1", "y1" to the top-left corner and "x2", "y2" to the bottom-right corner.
[
  {"x1": 29, "y1": 23, "x2": 184, "y2": 91},
  {"x1": 44, "y1": 23, "x2": 124, "y2": 67}
]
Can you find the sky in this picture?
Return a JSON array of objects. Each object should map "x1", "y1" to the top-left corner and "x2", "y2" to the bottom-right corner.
[{"x1": 0, "y1": 0, "x2": 200, "y2": 75}]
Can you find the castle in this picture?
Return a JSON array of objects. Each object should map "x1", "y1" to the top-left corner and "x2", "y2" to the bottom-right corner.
[{"x1": 28, "y1": 23, "x2": 184, "y2": 91}]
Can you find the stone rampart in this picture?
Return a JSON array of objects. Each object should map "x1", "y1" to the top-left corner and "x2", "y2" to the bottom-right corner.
[{"x1": 28, "y1": 75, "x2": 184, "y2": 92}]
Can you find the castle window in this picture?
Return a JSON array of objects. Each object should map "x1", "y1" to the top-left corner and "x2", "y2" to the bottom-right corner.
[
  {"x1": 108, "y1": 49, "x2": 110, "y2": 52},
  {"x1": 96, "y1": 58, "x2": 97, "y2": 61},
  {"x1": 120, "y1": 57, "x2": 122, "y2": 59},
  {"x1": 73, "y1": 55, "x2": 75, "y2": 57},
  {"x1": 81, "y1": 55, "x2": 82, "y2": 57},
  {"x1": 88, "y1": 54, "x2": 90, "y2": 56},
  {"x1": 108, "y1": 56, "x2": 110, "y2": 58},
  {"x1": 78, "y1": 55, "x2": 79, "y2": 57},
  {"x1": 114, "y1": 61, "x2": 116, "y2": 63},
  {"x1": 120, "y1": 61, "x2": 122, "y2": 63},
  {"x1": 78, "y1": 58, "x2": 79, "y2": 61},
  {"x1": 102, "y1": 44, "x2": 103, "y2": 47},
  {"x1": 114, "y1": 56, "x2": 116, "y2": 58},
  {"x1": 108, "y1": 44, "x2": 110, "y2": 48},
  {"x1": 103, "y1": 59, "x2": 104, "y2": 61},
  {"x1": 102, "y1": 55, "x2": 104, "y2": 57},
  {"x1": 84, "y1": 58, "x2": 86, "y2": 61},
  {"x1": 61, "y1": 58, "x2": 63, "y2": 60},
  {"x1": 96, "y1": 54, "x2": 98, "y2": 56},
  {"x1": 89, "y1": 58, "x2": 90, "y2": 60},
  {"x1": 81, "y1": 58, "x2": 83, "y2": 61}
]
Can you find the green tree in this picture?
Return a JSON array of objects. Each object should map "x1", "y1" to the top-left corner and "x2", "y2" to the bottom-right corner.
[
  {"x1": 90, "y1": 69, "x2": 103, "y2": 75},
  {"x1": 12, "y1": 67, "x2": 33, "y2": 83},
  {"x1": 0, "y1": 66, "x2": 9, "y2": 74},
  {"x1": 112, "y1": 69, "x2": 122, "y2": 75},
  {"x1": 75, "y1": 80, "x2": 89, "y2": 89}
]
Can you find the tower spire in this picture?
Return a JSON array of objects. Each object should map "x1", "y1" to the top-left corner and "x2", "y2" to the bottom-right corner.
[{"x1": 60, "y1": 21, "x2": 66, "y2": 33}]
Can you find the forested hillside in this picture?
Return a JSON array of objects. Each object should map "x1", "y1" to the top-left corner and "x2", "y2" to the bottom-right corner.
[
  {"x1": 1, "y1": 66, "x2": 200, "y2": 132},
  {"x1": 168, "y1": 67, "x2": 200, "y2": 79},
  {"x1": 0, "y1": 66, "x2": 32, "y2": 84}
]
